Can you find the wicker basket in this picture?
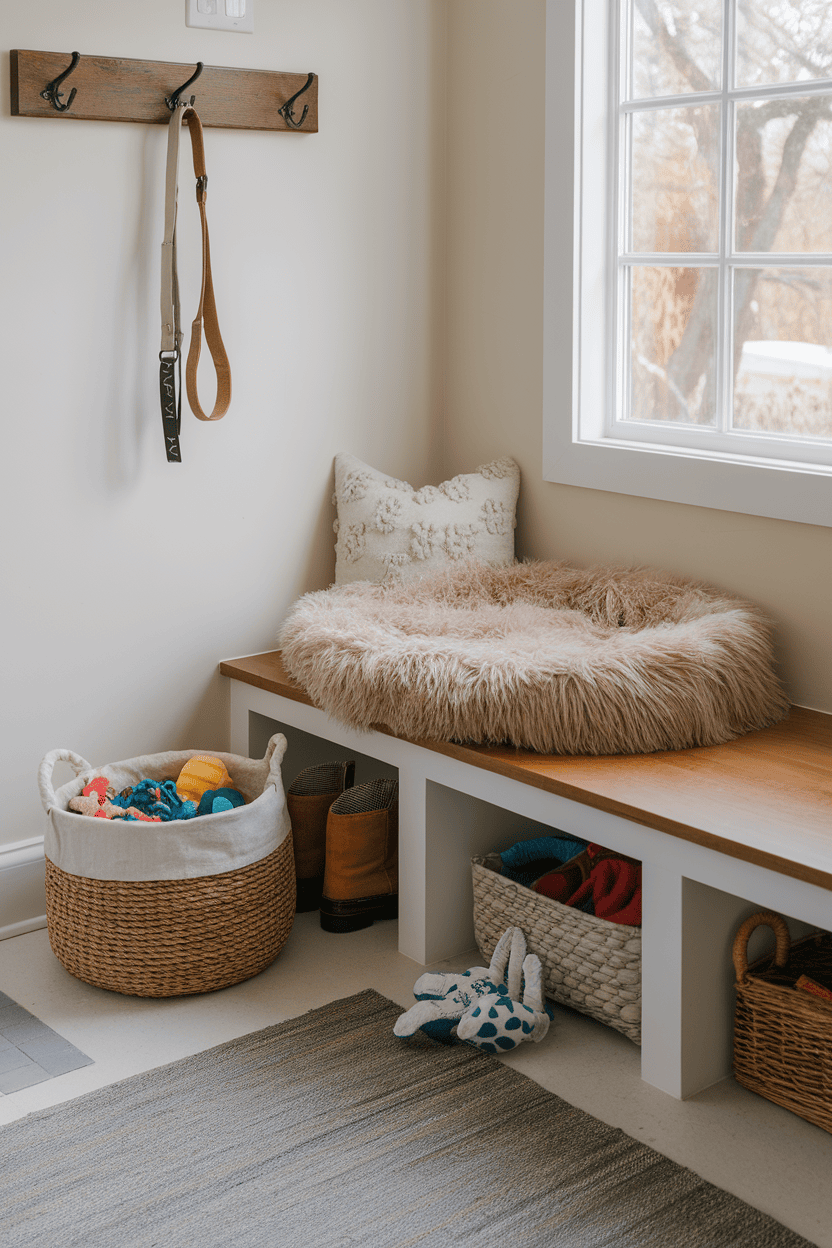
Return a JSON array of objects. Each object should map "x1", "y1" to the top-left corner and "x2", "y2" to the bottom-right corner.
[
  {"x1": 38, "y1": 737, "x2": 296, "y2": 998},
  {"x1": 733, "y1": 912, "x2": 832, "y2": 1134},
  {"x1": 471, "y1": 853, "x2": 642, "y2": 1044}
]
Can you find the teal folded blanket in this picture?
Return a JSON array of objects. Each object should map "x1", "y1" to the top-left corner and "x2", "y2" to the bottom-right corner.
[{"x1": 499, "y1": 834, "x2": 588, "y2": 889}]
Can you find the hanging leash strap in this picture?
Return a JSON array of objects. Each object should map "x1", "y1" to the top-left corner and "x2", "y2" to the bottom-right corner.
[{"x1": 160, "y1": 102, "x2": 231, "y2": 463}]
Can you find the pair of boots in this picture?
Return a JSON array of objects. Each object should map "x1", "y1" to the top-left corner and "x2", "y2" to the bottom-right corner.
[{"x1": 286, "y1": 761, "x2": 398, "y2": 934}]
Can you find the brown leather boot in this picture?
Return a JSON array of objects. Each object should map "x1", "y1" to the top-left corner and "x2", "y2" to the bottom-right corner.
[
  {"x1": 320, "y1": 779, "x2": 398, "y2": 933},
  {"x1": 286, "y1": 761, "x2": 355, "y2": 912}
]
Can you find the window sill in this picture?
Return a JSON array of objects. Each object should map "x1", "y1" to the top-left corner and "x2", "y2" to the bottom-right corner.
[{"x1": 542, "y1": 422, "x2": 832, "y2": 526}]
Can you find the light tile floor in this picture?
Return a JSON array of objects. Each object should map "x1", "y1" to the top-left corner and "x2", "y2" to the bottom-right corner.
[
  {"x1": 0, "y1": 990, "x2": 92, "y2": 1093},
  {"x1": 0, "y1": 914, "x2": 829, "y2": 1247}
]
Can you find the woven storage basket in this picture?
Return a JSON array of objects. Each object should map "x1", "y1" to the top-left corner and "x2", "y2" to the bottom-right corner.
[
  {"x1": 733, "y1": 911, "x2": 832, "y2": 1134},
  {"x1": 472, "y1": 853, "x2": 641, "y2": 1044},
  {"x1": 38, "y1": 735, "x2": 295, "y2": 998}
]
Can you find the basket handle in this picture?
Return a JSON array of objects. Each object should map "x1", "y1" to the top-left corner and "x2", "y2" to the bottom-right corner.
[
  {"x1": 264, "y1": 733, "x2": 288, "y2": 792},
  {"x1": 732, "y1": 911, "x2": 791, "y2": 984},
  {"x1": 38, "y1": 749, "x2": 94, "y2": 813}
]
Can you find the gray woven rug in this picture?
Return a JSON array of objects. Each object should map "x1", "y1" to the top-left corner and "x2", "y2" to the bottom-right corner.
[{"x1": 0, "y1": 989, "x2": 812, "y2": 1248}]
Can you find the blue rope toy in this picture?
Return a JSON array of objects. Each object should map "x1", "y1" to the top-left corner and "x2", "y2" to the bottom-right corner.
[{"x1": 112, "y1": 780, "x2": 197, "y2": 821}]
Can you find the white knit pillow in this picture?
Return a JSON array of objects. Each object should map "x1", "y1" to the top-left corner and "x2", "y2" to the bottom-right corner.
[{"x1": 333, "y1": 453, "x2": 520, "y2": 585}]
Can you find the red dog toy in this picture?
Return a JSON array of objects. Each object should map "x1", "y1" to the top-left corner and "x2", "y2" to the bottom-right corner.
[{"x1": 68, "y1": 777, "x2": 161, "y2": 823}]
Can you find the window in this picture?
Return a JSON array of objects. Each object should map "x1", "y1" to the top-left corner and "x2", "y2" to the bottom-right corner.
[{"x1": 543, "y1": 0, "x2": 832, "y2": 526}]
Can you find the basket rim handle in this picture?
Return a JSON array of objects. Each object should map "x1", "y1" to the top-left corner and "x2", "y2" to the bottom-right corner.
[
  {"x1": 264, "y1": 733, "x2": 288, "y2": 791},
  {"x1": 732, "y1": 911, "x2": 791, "y2": 983},
  {"x1": 38, "y1": 749, "x2": 94, "y2": 813}
]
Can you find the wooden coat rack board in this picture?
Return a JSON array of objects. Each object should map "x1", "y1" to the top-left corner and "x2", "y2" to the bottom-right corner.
[{"x1": 10, "y1": 49, "x2": 318, "y2": 132}]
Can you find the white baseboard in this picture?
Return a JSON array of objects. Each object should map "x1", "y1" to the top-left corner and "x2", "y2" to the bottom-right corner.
[
  {"x1": 0, "y1": 915, "x2": 48, "y2": 941},
  {"x1": 0, "y1": 837, "x2": 47, "y2": 940}
]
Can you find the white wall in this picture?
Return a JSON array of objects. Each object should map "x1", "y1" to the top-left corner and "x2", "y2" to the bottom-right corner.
[
  {"x1": 444, "y1": 0, "x2": 832, "y2": 714},
  {"x1": 1, "y1": 0, "x2": 445, "y2": 856}
]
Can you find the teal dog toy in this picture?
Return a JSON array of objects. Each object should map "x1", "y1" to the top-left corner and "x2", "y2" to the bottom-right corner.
[
  {"x1": 457, "y1": 949, "x2": 550, "y2": 1052},
  {"x1": 394, "y1": 927, "x2": 551, "y2": 1052},
  {"x1": 197, "y1": 787, "x2": 245, "y2": 816}
]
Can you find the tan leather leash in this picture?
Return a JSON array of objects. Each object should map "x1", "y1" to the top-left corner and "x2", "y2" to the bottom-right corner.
[{"x1": 159, "y1": 101, "x2": 231, "y2": 463}]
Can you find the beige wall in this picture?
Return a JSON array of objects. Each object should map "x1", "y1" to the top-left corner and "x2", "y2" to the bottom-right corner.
[
  {"x1": 444, "y1": 0, "x2": 832, "y2": 713},
  {"x1": 2, "y1": 0, "x2": 828, "y2": 860},
  {"x1": 1, "y1": 0, "x2": 445, "y2": 848}
]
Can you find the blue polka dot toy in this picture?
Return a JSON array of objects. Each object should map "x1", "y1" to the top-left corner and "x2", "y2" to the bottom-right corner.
[
  {"x1": 456, "y1": 951, "x2": 551, "y2": 1052},
  {"x1": 394, "y1": 926, "x2": 552, "y2": 1052}
]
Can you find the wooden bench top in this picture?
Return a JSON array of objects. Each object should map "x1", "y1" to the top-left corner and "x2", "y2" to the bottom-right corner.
[{"x1": 220, "y1": 651, "x2": 832, "y2": 892}]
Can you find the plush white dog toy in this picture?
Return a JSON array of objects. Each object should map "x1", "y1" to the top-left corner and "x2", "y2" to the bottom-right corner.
[
  {"x1": 393, "y1": 926, "x2": 551, "y2": 1052},
  {"x1": 456, "y1": 951, "x2": 550, "y2": 1052}
]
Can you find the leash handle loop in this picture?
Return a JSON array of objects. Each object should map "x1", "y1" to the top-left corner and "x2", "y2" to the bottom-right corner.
[
  {"x1": 159, "y1": 103, "x2": 231, "y2": 461},
  {"x1": 183, "y1": 108, "x2": 231, "y2": 425}
]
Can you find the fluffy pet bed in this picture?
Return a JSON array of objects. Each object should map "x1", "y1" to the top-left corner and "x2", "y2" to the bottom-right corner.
[{"x1": 277, "y1": 561, "x2": 788, "y2": 755}]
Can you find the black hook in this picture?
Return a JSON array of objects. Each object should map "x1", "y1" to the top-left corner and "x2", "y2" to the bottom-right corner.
[
  {"x1": 279, "y1": 72, "x2": 315, "y2": 129},
  {"x1": 41, "y1": 51, "x2": 81, "y2": 113},
  {"x1": 166, "y1": 62, "x2": 204, "y2": 111}
]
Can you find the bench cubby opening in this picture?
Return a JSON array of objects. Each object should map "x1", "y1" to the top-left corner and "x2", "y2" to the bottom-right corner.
[{"x1": 248, "y1": 710, "x2": 398, "y2": 791}]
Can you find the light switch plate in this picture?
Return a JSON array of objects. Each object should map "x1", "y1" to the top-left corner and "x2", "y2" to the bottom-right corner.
[{"x1": 185, "y1": 0, "x2": 254, "y2": 34}]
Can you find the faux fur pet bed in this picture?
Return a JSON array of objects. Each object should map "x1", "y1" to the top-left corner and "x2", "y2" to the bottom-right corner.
[{"x1": 278, "y1": 561, "x2": 788, "y2": 755}]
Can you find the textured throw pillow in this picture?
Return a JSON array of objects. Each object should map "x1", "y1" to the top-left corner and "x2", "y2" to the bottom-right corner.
[{"x1": 333, "y1": 453, "x2": 520, "y2": 584}]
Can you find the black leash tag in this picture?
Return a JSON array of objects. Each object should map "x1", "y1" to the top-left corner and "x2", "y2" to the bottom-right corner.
[{"x1": 159, "y1": 356, "x2": 182, "y2": 462}]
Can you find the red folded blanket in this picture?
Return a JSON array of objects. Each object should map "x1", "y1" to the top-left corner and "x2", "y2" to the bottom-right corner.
[
  {"x1": 532, "y1": 843, "x2": 642, "y2": 926},
  {"x1": 566, "y1": 858, "x2": 641, "y2": 926}
]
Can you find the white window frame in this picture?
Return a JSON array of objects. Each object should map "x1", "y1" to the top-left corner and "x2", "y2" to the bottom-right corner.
[{"x1": 542, "y1": 0, "x2": 832, "y2": 527}]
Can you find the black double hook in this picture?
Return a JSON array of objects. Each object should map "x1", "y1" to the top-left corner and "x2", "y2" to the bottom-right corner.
[
  {"x1": 279, "y1": 72, "x2": 315, "y2": 129},
  {"x1": 166, "y1": 62, "x2": 204, "y2": 111},
  {"x1": 41, "y1": 51, "x2": 81, "y2": 113}
]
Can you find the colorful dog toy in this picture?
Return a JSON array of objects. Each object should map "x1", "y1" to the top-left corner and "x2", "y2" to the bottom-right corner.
[
  {"x1": 456, "y1": 950, "x2": 551, "y2": 1052},
  {"x1": 394, "y1": 926, "x2": 551, "y2": 1052},
  {"x1": 175, "y1": 755, "x2": 234, "y2": 805},
  {"x1": 197, "y1": 787, "x2": 246, "y2": 816},
  {"x1": 68, "y1": 777, "x2": 161, "y2": 822},
  {"x1": 119, "y1": 779, "x2": 197, "y2": 821}
]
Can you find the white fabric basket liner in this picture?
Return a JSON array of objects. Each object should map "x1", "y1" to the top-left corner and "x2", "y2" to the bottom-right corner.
[{"x1": 38, "y1": 735, "x2": 291, "y2": 883}]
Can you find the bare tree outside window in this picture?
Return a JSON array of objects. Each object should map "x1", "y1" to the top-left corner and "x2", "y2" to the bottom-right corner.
[{"x1": 622, "y1": 0, "x2": 832, "y2": 441}]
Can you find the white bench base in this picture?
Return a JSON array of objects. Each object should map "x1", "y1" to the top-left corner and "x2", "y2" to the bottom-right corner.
[{"x1": 230, "y1": 678, "x2": 830, "y2": 1102}]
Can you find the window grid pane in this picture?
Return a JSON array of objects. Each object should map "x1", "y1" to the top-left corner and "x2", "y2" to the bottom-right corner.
[
  {"x1": 629, "y1": 103, "x2": 721, "y2": 253},
  {"x1": 732, "y1": 266, "x2": 832, "y2": 439},
  {"x1": 626, "y1": 264, "x2": 719, "y2": 426},
  {"x1": 613, "y1": 0, "x2": 832, "y2": 450},
  {"x1": 736, "y1": 0, "x2": 832, "y2": 91},
  {"x1": 734, "y1": 93, "x2": 832, "y2": 254},
  {"x1": 628, "y1": 0, "x2": 723, "y2": 100}
]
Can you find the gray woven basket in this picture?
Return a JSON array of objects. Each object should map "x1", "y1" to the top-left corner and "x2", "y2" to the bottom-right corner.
[{"x1": 471, "y1": 854, "x2": 642, "y2": 1044}]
